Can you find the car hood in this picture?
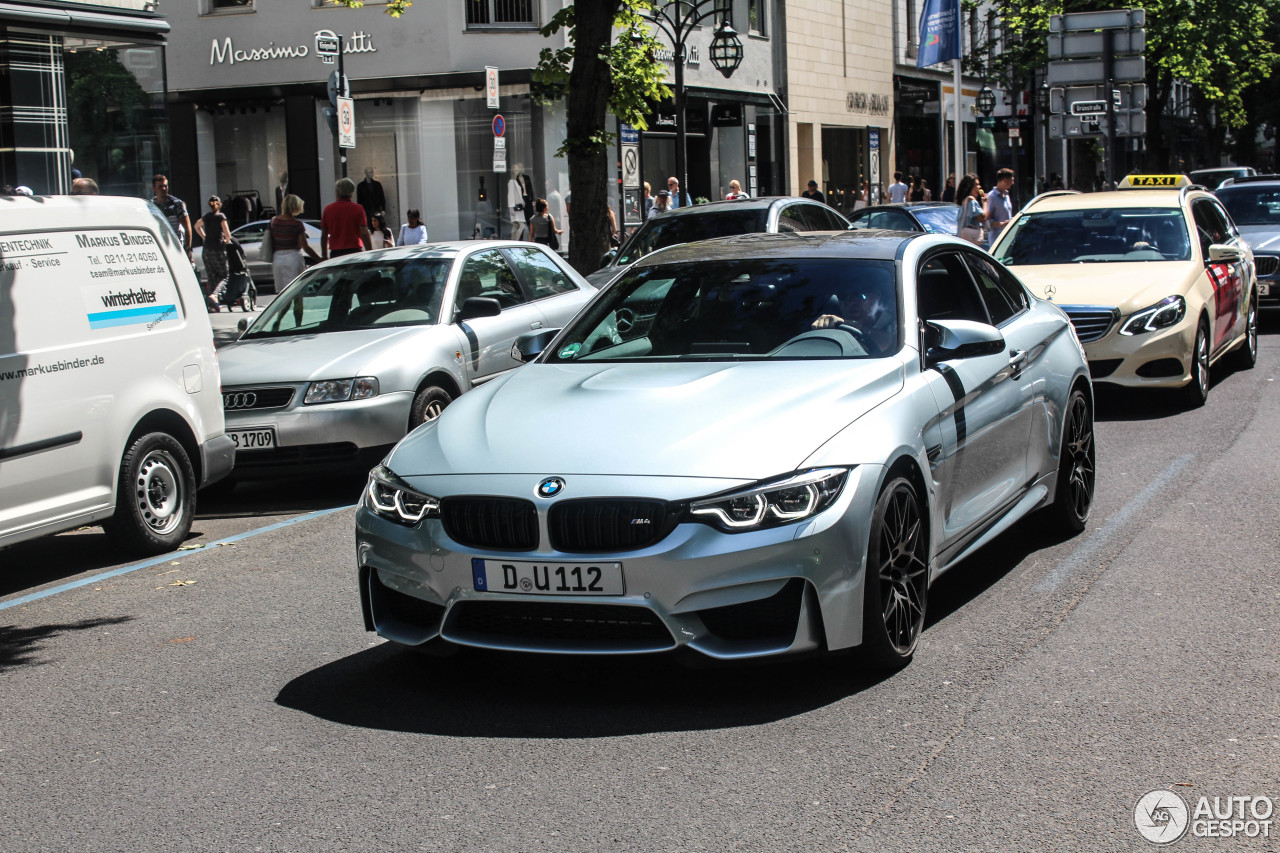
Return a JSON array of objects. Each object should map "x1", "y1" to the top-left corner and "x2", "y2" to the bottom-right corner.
[
  {"x1": 218, "y1": 326, "x2": 435, "y2": 385},
  {"x1": 1236, "y1": 225, "x2": 1280, "y2": 253},
  {"x1": 389, "y1": 359, "x2": 905, "y2": 480},
  {"x1": 1007, "y1": 262, "x2": 1202, "y2": 313}
]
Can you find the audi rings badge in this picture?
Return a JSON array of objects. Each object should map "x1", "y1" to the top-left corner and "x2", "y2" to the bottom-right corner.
[{"x1": 223, "y1": 392, "x2": 258, "y2": 410}]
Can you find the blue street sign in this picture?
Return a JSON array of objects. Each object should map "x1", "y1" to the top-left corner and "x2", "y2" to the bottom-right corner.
[
  {"x1": 492, "y1": 114, "x2": 505, "y2": 137},
  {"x1": 869, "y1": 129, "x2": 880, "y2": 149}
]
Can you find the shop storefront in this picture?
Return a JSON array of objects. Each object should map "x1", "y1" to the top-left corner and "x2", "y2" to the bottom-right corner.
[
  {"x1": 893, "y1": 75, "x2": 940, "y2": 197},
  {"x1": 0, "y1": 1, "x2": 169, "y2": 195},
  {"x1": 164, "y1": 3, "x2": 578, "y2": 247}
]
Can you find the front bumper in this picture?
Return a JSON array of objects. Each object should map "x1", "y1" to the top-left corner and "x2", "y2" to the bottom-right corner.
[
  {"x1": 223, "y1": 386, "x2": 413, "y2": 470},
  {"x1": 354, "y1": 467, "x2": 884, "y2": 659},
  {"x1": 199, "y1": 433, "x2": 236, "y2": 487},
  {"x1": 1082, "y1": 315, "x2": 1196, "y2": 388}
]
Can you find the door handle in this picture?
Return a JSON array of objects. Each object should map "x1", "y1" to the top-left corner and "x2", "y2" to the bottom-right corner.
[
  {"x1": 1008, "y1": 349, "x2": 1027, "y2": 378},
  {"x1": 530, "y1": 321, "x2": 543, "y2": 329}
]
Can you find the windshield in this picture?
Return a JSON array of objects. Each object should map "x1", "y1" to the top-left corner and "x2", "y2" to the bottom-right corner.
[
  {"x1": 994, "y1": 207, "x2": 1191, "y2": 265},
  {"x1": 615, "y1": 209, "x2": 769, "y2": 266},
  {"x1": 1216, "y1": 186, "x2": 1280, "y2": 227},
  {"x1": 241, "y1": 257, "x2": 450, "y2": 339},
  {"x1": 912, "y1": 206, "x2": 959, "y2": 235},
  {"x1": 545, "y1": 258, "x2": 899, "y2": 362}
]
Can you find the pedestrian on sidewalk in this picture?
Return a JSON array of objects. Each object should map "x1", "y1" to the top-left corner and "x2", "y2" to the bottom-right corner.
[{"x1": 321, "y1": 177, "x2": 371, "y2": 259}]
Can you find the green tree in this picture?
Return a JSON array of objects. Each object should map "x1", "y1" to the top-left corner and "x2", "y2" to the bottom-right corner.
[
  {"x1": 327, "y1": 0, "x2": 670, "y2": 273},
  {"x1": 970, "y1": 0, "x2": 1278, "y2": 170}
]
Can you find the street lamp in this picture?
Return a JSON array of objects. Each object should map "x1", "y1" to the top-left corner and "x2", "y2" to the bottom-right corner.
[
  {"x1": 976, "y1": 85, "x2": 997, "y2": 118},
  {"x1": 709, "y1": 21, "x2": 743, "y2": 78},
  {"x1": 648, "y1": 1, "x2": 743, "y2": 206}
]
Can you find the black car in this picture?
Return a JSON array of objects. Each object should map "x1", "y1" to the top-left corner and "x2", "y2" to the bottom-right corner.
[
  {"x1": 1215, "y1": 176, "x2": 1280, "y2": 308},
  {"x1": 587, "y1": 197, "x2": 850, "y2": 287},
  {"x1": 846, "y1": 202, "x2": 959, "y2": 236}
]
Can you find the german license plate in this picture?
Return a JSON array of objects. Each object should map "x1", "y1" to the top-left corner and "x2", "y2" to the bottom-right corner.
[
  {"x1": 227, "y1": 427, "x2": 277, "y2": 450},
  {"x1": 472, "y1": 559, "x2": 624, "y2": 596},
  {"x1": 1260, "y1": 282, "x2": 1270, "y2": 297}
]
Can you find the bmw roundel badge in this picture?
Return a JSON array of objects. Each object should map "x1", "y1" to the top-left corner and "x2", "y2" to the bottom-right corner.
[{"x1": 536, "y1": 477, "x2": 566, "y2": 498}]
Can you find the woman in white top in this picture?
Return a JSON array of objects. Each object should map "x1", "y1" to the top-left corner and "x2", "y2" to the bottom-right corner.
[
  {"x1": 369, "y1": 213, "x2": 394, "y2": 249},
  {"x1": 398, "y1": 209, "x2": 427, "y2": 246}
]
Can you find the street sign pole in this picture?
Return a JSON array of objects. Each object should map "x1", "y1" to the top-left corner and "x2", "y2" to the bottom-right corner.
[{"x1": 1103, "y1": 28, "x2": 1115, "y2": 188}]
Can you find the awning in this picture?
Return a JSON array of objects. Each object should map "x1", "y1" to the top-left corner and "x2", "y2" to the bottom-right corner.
[{"x1": 0, "y1": 2, "x2": 169, "y2": 39}]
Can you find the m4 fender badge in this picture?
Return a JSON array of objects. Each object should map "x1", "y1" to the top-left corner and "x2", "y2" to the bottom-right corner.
[{"x1": 536, "y1": 477, "x2": 565, "y2": 498}]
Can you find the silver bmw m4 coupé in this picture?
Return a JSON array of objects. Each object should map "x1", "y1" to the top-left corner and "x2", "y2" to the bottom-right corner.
[{"x1": 355, "y1": 231, "x2": 1096, "y2": 669}]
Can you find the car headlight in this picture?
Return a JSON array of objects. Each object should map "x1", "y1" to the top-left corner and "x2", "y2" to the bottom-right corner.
[
  {"x1": 365, "y1": 464, "x2": 440, "y2": 526},
  {"x1": 1119, "y1": 296, "x2": 1185, "y2": 336},
  {"x1": 304, "y1": 376, "x2": 379, "y2": 404},
  {"x1": 688, "y1": 468, "x2": 849, "y2": 532}
]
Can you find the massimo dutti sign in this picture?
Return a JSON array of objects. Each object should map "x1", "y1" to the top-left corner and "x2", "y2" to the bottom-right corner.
[{"x1": 208, "y1": 31, "x2": 377, "y2": 66}]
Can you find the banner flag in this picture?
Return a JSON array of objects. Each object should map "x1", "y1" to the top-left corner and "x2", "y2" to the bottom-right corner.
[{"x1": 917, "y1": 0, "x2": 962, "y2": 68}]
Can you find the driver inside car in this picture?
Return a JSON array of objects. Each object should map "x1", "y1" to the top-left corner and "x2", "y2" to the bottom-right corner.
[{"x1": 810, "y1": 276, "x2": 896, "y2": 355}]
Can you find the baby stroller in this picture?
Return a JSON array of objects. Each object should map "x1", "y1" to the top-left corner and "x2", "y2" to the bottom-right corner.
[{"x1": 220, "y1": 239, "x2": 257, "y2": 312}]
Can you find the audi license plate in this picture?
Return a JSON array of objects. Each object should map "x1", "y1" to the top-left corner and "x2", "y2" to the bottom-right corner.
[
  {"x1": 227, "y1": 427, "x2": 277, "y2": 451},
  {"x1": 472, "y1": 559, "x2": 624, "y2": 596},
  {"x1": 1260, "y1": 282, "x2": 1270, "y2": 297}
]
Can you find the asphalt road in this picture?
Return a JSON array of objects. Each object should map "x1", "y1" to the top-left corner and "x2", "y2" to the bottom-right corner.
[{"x1": 2, "y1": 317, "x2": 1278, "y2": 852}]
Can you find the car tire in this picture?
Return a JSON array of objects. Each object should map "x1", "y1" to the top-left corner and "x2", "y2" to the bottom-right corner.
[
  {"x1": 104, "y1": 432, "x2": 196, "y2": 556},
  {"x1": 1233, "y1": 291, "x2": 1258, "y2": 370},
  {"x1": 1180, "y1": 318, "x2": 1211, "y2": 409},
  {"x1": 409, "y1": 385, "x2": 452, "y2": 430},
  {"x1": 859, "y1": 476, "x2": 928, "y2": 671},
  {"x1": 1041, "y1": 387, "x2": 1095, "y2": 535}
]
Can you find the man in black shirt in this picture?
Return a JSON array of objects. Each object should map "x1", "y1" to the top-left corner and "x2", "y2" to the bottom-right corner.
[{"x1": 802, "y1": 179, "x2": 825, "y2": 204}]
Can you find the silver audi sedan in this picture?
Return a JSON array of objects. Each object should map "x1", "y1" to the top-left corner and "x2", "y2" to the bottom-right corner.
[
  {"x1": 217, "y1": 241, "x2": 595, "y2": 479},
  {"x1": 355, "y1": 231, "x2": 1095, "y2": 669}
]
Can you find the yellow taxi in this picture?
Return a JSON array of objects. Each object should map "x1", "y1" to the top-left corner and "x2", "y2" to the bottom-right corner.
[{"x1": 990, "y1": 174, "x2": 1258, "y2": 407}]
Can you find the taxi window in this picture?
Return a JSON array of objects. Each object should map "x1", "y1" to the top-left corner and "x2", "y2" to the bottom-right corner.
[
  {"x1": 994, "y1": 208, "x2": 1191, "y2": 264},
  {"x1": 1192, "y1": 199, "x2": 1231, "y2": 255}
]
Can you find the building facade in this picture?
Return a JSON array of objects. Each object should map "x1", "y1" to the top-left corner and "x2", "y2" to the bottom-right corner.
[
  {"x1": 781, "y1": 0, "x2": 894, "y2": 214},
  {"x1": 162, "y1": 0, "x2": 783, "y2": 249},
  {"x1": 0, "y1": 0, "x2": 169, "y2": 195}
]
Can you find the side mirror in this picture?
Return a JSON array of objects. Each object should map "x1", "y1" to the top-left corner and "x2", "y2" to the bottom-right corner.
[
  {"x1": 237, "y1": 318, "x2": 249, "y2": 334},
  {"x1": 924, "y1": 318, "x2": 1005, "y2": 365},
  {"x1": 598, "y1": 250, "x2": 618, "y2": 270},
  {"x1": 455, "y1": 296, "x2": 502, "y2": 323},
  {"x1": 1208, "y1": 243, "x2": 1244, "y2": 263},
  {"x1": 512, "y1": 328, "x2": 560, "y2": 363}
]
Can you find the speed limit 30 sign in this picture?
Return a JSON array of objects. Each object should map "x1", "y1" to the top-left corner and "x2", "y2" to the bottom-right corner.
[{"x1": 337, "y1": 96, "x2": 355, "y2": 149}]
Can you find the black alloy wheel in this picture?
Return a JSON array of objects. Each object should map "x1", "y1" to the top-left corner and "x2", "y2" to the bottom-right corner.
[
  {"x1": 860, "y1": 477, "x2": 928, "y2": 670},
  {"x1": 1234, "y1": 292, "x2": 1258, "y2": 370},
  {"x1": 1043, "y1": 388, "x2": 1095, "y2": 535},
  {"x1": 1181, "y1": 319, "x2": 1211, "y2": 408}
]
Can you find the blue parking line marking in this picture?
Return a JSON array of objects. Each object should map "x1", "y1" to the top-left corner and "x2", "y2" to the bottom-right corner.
[{"x1": 0, "y1": 505, "x2": 354, "y2": 612}]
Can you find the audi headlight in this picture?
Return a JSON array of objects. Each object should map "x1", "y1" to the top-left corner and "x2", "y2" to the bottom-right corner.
[
  {"x1": 304, "y1": 376, "x2": 380, "y2": 404},
  {"x1": 1119, "y1": 296, "x2": 1185, "y2": 336},
  {"x1": 688, "y1": 468, "x2": 849, "y2": 532},
  {"x1": 365, "y1": 464, "x2": 440, "y2": 526}
]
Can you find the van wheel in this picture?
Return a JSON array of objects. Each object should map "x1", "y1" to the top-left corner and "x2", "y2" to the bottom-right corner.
[
  {"x1": 104, "y1": 433, "x2": 196, "y2": 556},
  {"x1": 409, "y1": 386, "x2": 452, "y2": 429}
]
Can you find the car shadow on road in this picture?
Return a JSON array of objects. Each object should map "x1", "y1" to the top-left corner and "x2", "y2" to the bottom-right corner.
[
  {"x1": 924, "y1": 520, "x2": 1075, "y2": 629},
  {"x1": 276, "y1": 643, "x2": 892, "y2": 738},
  {"x1": 196, "y1": 470, "x2": 367, "y2": 520},
  {"x1": 0, "y1": 616, "x2": 132, "y2": 672}
]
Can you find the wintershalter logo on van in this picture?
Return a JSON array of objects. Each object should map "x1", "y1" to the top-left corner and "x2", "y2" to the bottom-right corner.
[{"x1": 1134, "y1": 790, "x2": 1274, "y2": 844}]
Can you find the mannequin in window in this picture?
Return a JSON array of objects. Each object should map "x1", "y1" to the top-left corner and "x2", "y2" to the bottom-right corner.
[
  {"x1": 274, "y1": 171, "x2": 288, "y2": 214},
  {"x1": 357, "y1": 166, "x2": 386, "y2": 226},
  {"x1": 504, "y1": 169, "x2": 524, "y2": 236}
]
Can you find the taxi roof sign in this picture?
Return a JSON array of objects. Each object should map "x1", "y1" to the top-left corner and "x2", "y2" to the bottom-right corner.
[{"x1": 1118, "y1": 174, "x2": 1192, "y2": 189}]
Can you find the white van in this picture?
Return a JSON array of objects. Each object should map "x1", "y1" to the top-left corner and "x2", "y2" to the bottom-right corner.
[{"x1": 0, "y1": 195, "x2": 233, "y2": 555}]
